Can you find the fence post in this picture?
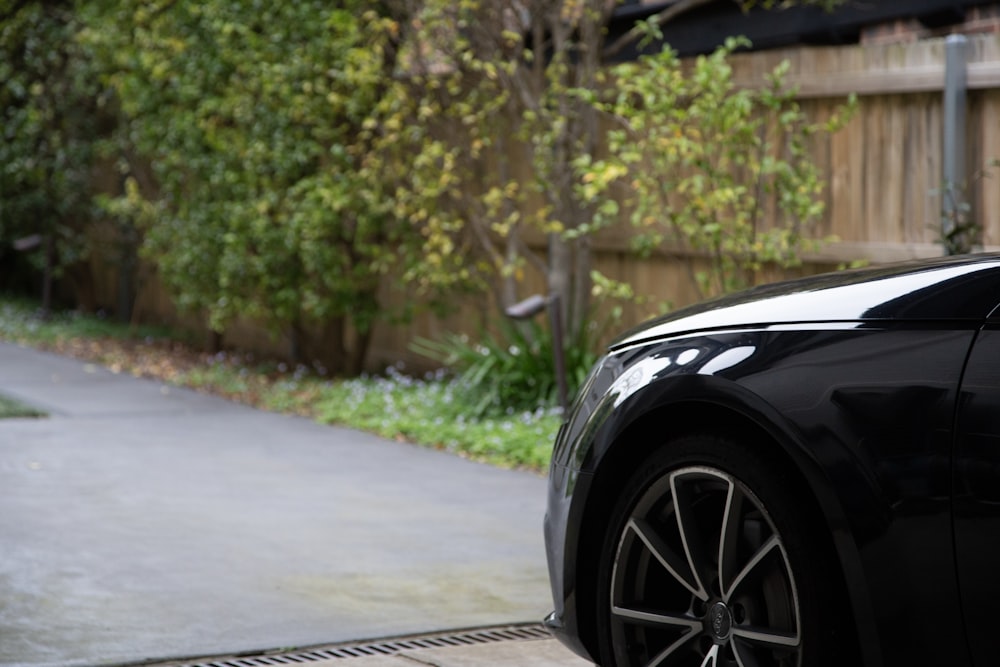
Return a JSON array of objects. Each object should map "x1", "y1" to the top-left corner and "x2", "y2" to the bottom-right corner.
[{"x1": 943, "y1": 34, "x2": 968, "y2": 251}]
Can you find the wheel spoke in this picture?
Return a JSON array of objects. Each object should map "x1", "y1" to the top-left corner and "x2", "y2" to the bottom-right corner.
[
  {"x1": 723, "y1": 533, "x2": 780, "y2": 600},
  {"x1": 732, "y1": 626, "x2": 800, "y2": 648},
  {"x1": 611, "y1": 604, "x2": 701, "y2": 632},
  {"x1": 717, "y1": 479, "x2": 744, "y2": 598},
  {"x1": 669, "y1": 473, "x2": 710, "y2": 600},
  {"x1": 697, "y1": 643, "x2": 720, "y2": 667},
  {"x1": 627, "y1": 518, "x2": 706, "y2": 600}
]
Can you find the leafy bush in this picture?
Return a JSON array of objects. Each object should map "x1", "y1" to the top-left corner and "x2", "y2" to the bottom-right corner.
[
  {"x1": 79, "y1": 2, "x2": 442, "y2": 374},
  {"x1": 412, "y1": 317, "x2": 600, "y2": 418},
  {"x1": 0, "y1": 2, "x2": 102, "y2": 296},
  {"x1": 579, "y1": 35, "x2": 856, "y2": 299}
]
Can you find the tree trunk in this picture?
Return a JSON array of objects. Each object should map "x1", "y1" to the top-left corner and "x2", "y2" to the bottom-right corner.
[
  {"x1": 320, "y1": 315, "x2": 348, "y2": 376},
  {"x1": 35, "y1": 233, "x2": 54, "y2": 320},
  {"x1": 207, "y1": 329, "x2": 223, "y2": 354},
  {"x1": 347, "y1": 325, "x2": 374, "y2": 377},
  {"x1": 570, "y1": 235, "x2": 592, "y2": 340},
  {"x1": 67, "y1": 261, "x2": 97, "y2": 313},
  {"x1": 547, "y1": 231, "x2": 572, "y2": 334},
  {"x1": 289, "y1": 318, "x2": 306, "y2": 365}
]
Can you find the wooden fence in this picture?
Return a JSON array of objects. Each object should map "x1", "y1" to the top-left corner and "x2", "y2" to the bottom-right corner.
[
  {"x1": 731, "y1": 32, "x2": 1000, "y2": 263},
  {"x1": 98, "y1": 33, "x2": 1000, "y2": 371}
]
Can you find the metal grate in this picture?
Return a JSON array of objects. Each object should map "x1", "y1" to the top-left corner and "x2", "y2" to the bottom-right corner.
[{"x1": 134, "y1": 623, "x2": 552, "y2": 667}]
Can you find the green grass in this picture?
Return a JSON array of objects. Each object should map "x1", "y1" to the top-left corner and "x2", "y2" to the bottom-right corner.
[
  {"x1": 176, "y1": 358, "x2": 560, "y2": 471},
  {"x1": 0, "y1": 297, "x2": 559, "y2": 471},
  {"x1": 277, "y1": 367, "x2": 558, "y2": 470},
  {"x1": 0, "y1": 394, "x2": 45, "y2": 419},
  {"x1": 0, "y1": 297, "x2": 178, "y2": 345}
]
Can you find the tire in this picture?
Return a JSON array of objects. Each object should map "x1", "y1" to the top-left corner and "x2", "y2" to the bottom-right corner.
[{"x1": 596, "y1": 433, "x2": 848, "y2": 667}]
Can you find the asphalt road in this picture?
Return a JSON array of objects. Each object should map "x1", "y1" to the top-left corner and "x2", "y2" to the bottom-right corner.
[{"x1": 0, "y1": 342, "x2": 589, "y2": 666}]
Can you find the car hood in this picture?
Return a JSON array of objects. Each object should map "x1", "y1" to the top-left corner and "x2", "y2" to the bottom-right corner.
[{"x1": 611, "y1": 254, "x2": 1000, "y2": 350}]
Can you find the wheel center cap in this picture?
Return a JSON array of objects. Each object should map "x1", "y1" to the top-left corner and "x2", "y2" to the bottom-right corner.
[{"x1": 708, "y1": 601, "x2": 733, "y2": 640}]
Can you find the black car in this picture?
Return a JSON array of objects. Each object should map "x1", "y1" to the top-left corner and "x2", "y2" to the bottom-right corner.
[{"x1": 543, "y1": 253, "x2": 1000, "y2": 667}]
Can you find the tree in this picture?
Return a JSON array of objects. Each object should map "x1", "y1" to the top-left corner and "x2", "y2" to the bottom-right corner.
[
  {"x1": 0, "y1": 0, "x2": 103, "y2": 312},
  {"x1": 80, "y1": 0, "x2": 429, "y2": 374},
  {"x1": 393, "y1": 0, "x2": 847, "y2": 344},
  {"x1": 392, "y1": 0, "x2": 612, "y2": 342}
]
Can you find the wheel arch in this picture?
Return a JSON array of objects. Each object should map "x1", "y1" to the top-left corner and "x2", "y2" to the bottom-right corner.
[{"x1": 570, "y1": 394, "x2": 879, "y2": 666}]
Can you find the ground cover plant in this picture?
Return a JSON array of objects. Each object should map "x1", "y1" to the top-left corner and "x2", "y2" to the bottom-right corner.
[
  {"x1": 0, "y1": 393, "x2": 45, "y2": 419},
  {"x1": 0, "y1": 298, "x2": 559, "y2": 471}
]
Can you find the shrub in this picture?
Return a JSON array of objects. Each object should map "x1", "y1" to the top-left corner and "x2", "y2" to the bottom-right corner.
[{"x1": 412, "y1": 317, "x2": 600, "y2": 418}]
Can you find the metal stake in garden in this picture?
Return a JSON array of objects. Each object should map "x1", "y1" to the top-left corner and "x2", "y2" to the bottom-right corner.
[{"x1": 504, "y1": 293, "x2": 569, "y2": 414}]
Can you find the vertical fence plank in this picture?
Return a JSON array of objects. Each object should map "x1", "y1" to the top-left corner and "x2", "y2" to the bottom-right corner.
[{"x1": 975, "y1": 90, "x2": 1000, "y2": 246}]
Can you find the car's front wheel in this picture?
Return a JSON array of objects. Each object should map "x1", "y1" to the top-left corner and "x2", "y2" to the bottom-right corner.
[{"x1": 597, "y1": 434, "x2": 846, "y2": 667}]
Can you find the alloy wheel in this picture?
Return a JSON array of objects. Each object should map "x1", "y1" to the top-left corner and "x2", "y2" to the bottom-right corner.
[{"x1": 609, "y1": 466, "x2": 800, "y2": 667}]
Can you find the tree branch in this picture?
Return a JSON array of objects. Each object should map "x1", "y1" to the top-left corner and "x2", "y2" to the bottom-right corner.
[
  {"x1": 602, "y1": 0, "x2": 717, "y2": 60},
  {"x1": 515, "y1": 233, "x2": 549, "y2": 276},
  {"x1": 466, "y1": 207, "x2": 506, "y2": 272}
]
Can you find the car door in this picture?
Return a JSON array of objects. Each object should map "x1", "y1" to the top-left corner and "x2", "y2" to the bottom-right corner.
[{"x1": 954, "y1": 300, "x2": 1000, "y2": 666}]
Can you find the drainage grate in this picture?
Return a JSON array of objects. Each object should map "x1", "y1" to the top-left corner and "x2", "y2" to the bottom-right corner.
[{"x1": 136, "y1": 623, "x2": 552, "y2": 667}]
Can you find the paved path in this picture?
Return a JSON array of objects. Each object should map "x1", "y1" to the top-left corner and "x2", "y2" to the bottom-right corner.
[{"x1": 0, "y1": 342, "x2": 589, "y2": 666}]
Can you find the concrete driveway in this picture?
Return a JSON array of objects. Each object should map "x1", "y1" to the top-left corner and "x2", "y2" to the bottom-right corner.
[{"x1": 0, "y1": 342, "x2": 586, "y2": 666}]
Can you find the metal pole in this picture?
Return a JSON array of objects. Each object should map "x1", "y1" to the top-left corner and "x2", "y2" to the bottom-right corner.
[{"x1": 943, "y1": 34, "x2": 968, "y2": 251}]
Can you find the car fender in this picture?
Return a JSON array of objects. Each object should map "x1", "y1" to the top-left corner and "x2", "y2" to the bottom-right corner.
[{"x1": 566, "y1": 337, "x2": 887, "y2": 666}]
